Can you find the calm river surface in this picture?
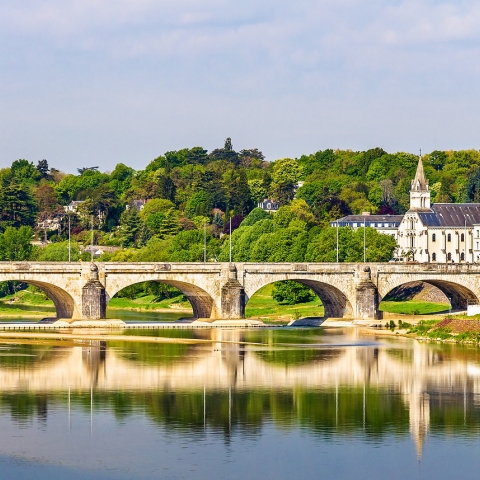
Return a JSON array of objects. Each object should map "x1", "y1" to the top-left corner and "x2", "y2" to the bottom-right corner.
[{"x1": 1, "y1": 319, "x2": 480, "y2": 479}]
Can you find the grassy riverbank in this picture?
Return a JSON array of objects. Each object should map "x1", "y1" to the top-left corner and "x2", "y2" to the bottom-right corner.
[{"x1": 406, "y1": 316, "x2": 480, "y2": 343}]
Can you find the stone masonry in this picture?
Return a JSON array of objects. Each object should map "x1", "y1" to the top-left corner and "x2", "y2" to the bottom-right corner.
[{"x1": 0, "y1": 261, "x2": 479, "y2": 321}]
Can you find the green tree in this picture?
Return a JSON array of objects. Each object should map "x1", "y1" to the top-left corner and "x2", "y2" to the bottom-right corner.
[
  {"x1": 0, "y1": 183, "x2": 37, "y2": 230},
  {"x1": 226, "y1": 169, "x2": 254, "y2": 216},
  {"x1": 240, "y1": 208, "x2": 271, "y2": 227},
  {"x1": 428, "y1": 150, "x2": 447, "y2": 171},
  {"x1": 158, "y1": 208, "x2": 180, "y2": 238},
  {"x1": 0, "y1": 226, "x2": 34, "y2": 260},
  {"x1": 118, "y1": 208, "x2": 142, "y2": 247},
  {"x1": 37, "y1": 241, "x2": 81, "y2": 261},
  {"x1": 272, "y1": 281, "x2": 316, "y2": 305},
  {"x1": 209, "y1": 137, "x2": 239, "y2": 165},
  {"x1": 11, "y1": 159, "x2": 41, "y2": 183},
  {"x1": 140, "y1": 199, "x2": 175, "y2": 219},
  {"x1": 185, "y1": 191, "x2": 213, "y2": 218},
  {"x1": 305, "y1": 227, "x2": 396, "y2": 262}
]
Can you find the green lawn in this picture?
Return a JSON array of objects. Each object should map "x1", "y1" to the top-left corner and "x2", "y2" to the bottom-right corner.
[
  {"x1": 245, "y1": 284, "x2": 324, "y2": 321},
  {"x1": 108, "y1": 294, "x2": 191, "y2": 311},
  {"x1": 379, "y1": 300, "x2": 451, "y2": 315}
]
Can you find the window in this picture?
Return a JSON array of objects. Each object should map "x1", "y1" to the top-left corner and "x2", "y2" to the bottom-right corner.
[
  {"x1": 447, "y1": 233, "x2": 451, "y2": 242},
  {"x1": 461, "y1": 252, "x2": 465, "y2": 261},
  {"x1": 432, "y1": 253, "x2": 436, "y2": 261},
  {"x1": 461, "y1": 233, "x2": 465, "y2": 242},
  {"x1": 447, "y1": 252, "x2": 452, "y2": 261},
  {"x1": 432, "y1": 233, "x2": 436, "y2": 242}
]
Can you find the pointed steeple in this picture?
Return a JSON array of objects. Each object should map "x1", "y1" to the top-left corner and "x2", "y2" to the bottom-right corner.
[
  {"x1": 409, "y1": 153, "x2": 431, "y2": 210},
  {"x1": 411, "y1": 155, "x2": 429, "y2": 191}
]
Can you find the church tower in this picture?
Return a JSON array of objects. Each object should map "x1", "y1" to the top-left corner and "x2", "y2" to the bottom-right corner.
[{"x1": 409, "y1": 155, "x2": 431, "y2": 211}]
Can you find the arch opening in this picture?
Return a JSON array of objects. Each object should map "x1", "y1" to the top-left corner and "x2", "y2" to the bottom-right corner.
[
  {"x1": 381, "y1": 280, "x2": 478, "y2": 313},
  {"x1": 0, "y1": 281, "x2": 75, "y2": 319},
  {"x1": 108, "y1": 280, "x2": 214, "y2": 319},
  {"x1": 245, "y1": 280, "x2": 353, "y2": 320}
]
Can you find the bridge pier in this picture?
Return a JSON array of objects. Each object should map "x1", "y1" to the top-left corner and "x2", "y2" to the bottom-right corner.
[
  {"x1": 81, "y1": 264, "x2": 107, "y2": 320},
  {"x1": 355, "y1": 266, "x2": 382, "y2": 321},
  {"x1": 220, "y1": 264, "x2": 246, "y2": 319}
]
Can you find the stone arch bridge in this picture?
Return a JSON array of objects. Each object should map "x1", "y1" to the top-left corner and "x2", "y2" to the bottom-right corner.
[{"x1": 0, "y1": 261, "x2": 479, "y2": 321}]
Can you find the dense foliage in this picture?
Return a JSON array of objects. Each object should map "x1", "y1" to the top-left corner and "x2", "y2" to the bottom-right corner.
[{"x1": 0, "y1": 142, "x2": 478, "y2": 269}]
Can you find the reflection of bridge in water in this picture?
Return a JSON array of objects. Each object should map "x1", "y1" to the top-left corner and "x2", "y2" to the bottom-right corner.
[{"x1": 1, "y1": 331, "x2": 480, "y2": 457}]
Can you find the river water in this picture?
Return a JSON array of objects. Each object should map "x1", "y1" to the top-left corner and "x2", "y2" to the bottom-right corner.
[{"x1": 1, "y1": 320, "x2": 480, "y2": 479}]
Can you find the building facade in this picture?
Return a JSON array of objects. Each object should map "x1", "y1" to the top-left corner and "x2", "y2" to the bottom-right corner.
[
  {"x1": 330, "y1": 213, "x2": 403, "y2": 240},
  {"x1": 331, "y1": 156, "x2": 480, "y2": 263},
  {"x1": 397, "y1": 157, "x2": 480, "y2": 263}
]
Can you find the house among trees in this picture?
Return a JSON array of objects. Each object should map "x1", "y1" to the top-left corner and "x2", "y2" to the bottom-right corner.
[
  {"x1": 63, "y1": 200, "x2": 85, "y2": 213},
  {"x1": 126, "y1": 199, "x2": 149, "y2": 211},
  {"x1": 258, "y1": 198, "x2": 279, "y2": 213}
]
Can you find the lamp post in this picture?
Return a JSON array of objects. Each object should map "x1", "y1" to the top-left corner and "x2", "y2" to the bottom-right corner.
[
  {"x1": 203, "y1": 221, "x2": 207, "y2": 263},
  {"x1": 363, "y1": 216, "x2": 366, "y2": 263},
  {"x1": 229, "y1": 217, "x2": 232, "y2": 263},
  {"x1": 68, "y1": 215, "x2": 71, "y2": 262},
  {"x1": 336, "y1": 220, "x2": 339, "y2": 263},
  {"x1": 90, "y1": 215, "x2": 94, "y2": 263}
]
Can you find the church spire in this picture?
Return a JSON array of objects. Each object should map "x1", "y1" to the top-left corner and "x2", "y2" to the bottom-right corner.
[
  {"x1": 411, "y1": 153, "x2": 428, "y2": 192},
  {"x1": 409, "y1": 152, "x2": 431, "y2": 210}
]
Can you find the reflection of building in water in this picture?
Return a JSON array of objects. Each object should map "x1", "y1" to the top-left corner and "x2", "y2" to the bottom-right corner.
[
  {"x1": 409, "y1": 391, "x2": 429, "y2": 460},
  {"x1": 0, "y1": 331, "x2": 478, "y2": 459}
]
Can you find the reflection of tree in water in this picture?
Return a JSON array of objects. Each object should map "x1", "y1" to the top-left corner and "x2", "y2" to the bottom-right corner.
[
  {"x1": 246, "y1": 328, "x2": 337, "y2": 366},
  {"x1": 2, "y1": 338, "x2": 480, "y2": 447},
  {"x1": 0, "y1": 344, "x2": 65, "y2": 368},
  {"x1": 113, "y1": 329, "x2": 196, "y2": 365},
  {"x1": 0, "y1": 393, "x2": 49, "y2": 425}
]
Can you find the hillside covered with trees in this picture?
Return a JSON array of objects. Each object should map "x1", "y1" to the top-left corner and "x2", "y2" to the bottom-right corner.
[{"x1": 1, "y1": 140, "x2": 480, "y2": 269}]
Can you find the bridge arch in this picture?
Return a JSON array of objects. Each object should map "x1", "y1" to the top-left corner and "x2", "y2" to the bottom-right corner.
[
  {"x1": 379, "y1": 278, "x2": 479, "y2": 311},
  {"x1": 245, "y1": 279, "x2": 353, "y2": 319},
  {"x1": 106, "y1": 280, "x2": 214, "y2": 319},
  {"x1": 2, "y1": 280, "x2": 76, "y2": 318}
]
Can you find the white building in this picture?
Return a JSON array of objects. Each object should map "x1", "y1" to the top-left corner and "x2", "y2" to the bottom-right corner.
[
  {"x1": 330, "y1": 213, "x2": 403, "y2": 241},
  {"x1": 63, "y1": 200, "x2": 85, "y2": 213},
  {"x1": 397, "y1": 156, "x2": 480, "y2": 263}
]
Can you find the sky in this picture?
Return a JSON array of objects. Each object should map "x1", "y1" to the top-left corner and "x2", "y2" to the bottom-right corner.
[{"x1": 1, "y1": 0, "x2": 480, "y2": 173}]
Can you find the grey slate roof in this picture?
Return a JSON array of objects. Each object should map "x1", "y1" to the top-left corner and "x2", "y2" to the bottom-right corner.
[
  {"x1": 333, "y1": 214, "x2": 403, "y2": 226},
  {"x1": 427, "y1": 204, "x2": 480, "y2": 227}
]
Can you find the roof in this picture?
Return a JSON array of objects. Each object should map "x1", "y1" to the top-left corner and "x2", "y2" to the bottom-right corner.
[
  {"x1": 427, "y1": 204, "x2": 480, "y2": 227},
  {"x1": 333, "y1": 214, "x2": 404, "y2": 223}
]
